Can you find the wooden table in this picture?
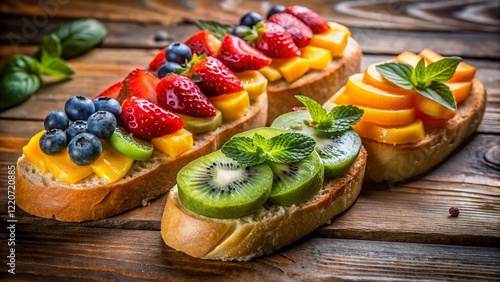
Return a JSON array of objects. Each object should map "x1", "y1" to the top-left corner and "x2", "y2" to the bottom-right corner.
[{"x1": 1, "y1": 1, "x2": 499, "y2": 280}]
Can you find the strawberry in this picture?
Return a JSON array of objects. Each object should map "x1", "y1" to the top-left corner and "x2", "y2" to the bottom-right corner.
[
  {"x1": 285, "y1": 5, "x2": 330, "y2": 34},
  {"x1": 148, "y1": 47, "x2": 167, "y2": 71},
  {"x1": 156, "y1": 74, "x2": 216, "y2": 117},
  {"x1": 268, "y1": 13, "x2": 312, "y2": 48},
  {"x1": 216, "y1": 34, "x2": 271, "y2": 72},
  {"x1": 120, "y1": 96, "x2": 184, "y2": 139},
  {"x1": 255, "y1": 21, "x2": 300, "y2": 59},
  {"x1": 94, "y1": 80, "x2": 124, "y2": 99},
  {"x1": 185, "y1": 30, "x2": 221, "y2": 57},
  {"x1": 118, "y1": 68, "x2": 159, "y2": 104}
]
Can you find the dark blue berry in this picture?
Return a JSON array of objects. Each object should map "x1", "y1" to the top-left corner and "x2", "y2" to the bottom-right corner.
[
  {"x1": 65, "y1": 95, "x2": 96, "y2": 121},
  {"x1": 93, "y1": 97, "x2": 121, "y2": 118},
  {"x1": 68, "y1": 133, "x2": 102, "y2": 166},
  {"x1": 240, "y1": 11, "x2": 263, "y2": 27},
  {"x1": 66, "y1": 120, "x2": 88, "y2": 141},
  {"x1": 267, "y1": 5, "x2": 286, "y2": 19},
  {"x1": 86, "y1": 111, "x2": 117, "y2": 139},
  {"x1": 44, "y1": 110, "x2": 69, "y2": 131},
  {"x1": 231, "y1": 25, "x2": 252, "y2": 38},
  {"x1": 166, "y1": 43, "x2": 192, "y2": 65},
  {"x1": 158, "y1": 62, "x2": 182, "y2": 78},
  {"x1": 39, "y1": 129, "x2": 67, "y2": 155}
]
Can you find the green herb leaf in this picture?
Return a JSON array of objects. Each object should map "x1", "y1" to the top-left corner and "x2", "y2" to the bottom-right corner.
[
  {"x1": 425, "y1": 56, "x2": 461, "y2": 83},
  {"x1": 376, "y1": 62, "x2": 414, "y2": 90},
  {"x1": 412, "y1": 58, "x2": 427, "y2": 88},
  {"x1": 194, "y1": 20, "x2": 233, "y2": 41},
  {"x1": 324, "y1": 105, "x2": 364, "y2": 133},
  {"x1": 1, "y1": 55, "x2": 40, "y2": 77},
  {"x1": 416, "y1": 81, "x2": 457, "y2": 110},
  {"x1": 266, "y1": 133, "x2": 316, "y2": 164},
  {"x1": 295, "y1": 95, "x2": 328, "y2": 125},
  {"x1": 221, "y1": 136, "x2": 263, "y2": 166},
  {"x1": 53, "y1": 19, "x2": 107, "y2": 58},
  {"x1": 40, "y1": 34, "x2": 62, "y2": 58},
  {"x1": 40, "y1": 53, "x2": 76, "y2": 78},
  {"x1": 0, "y1": 72, "x2": 40, "y2": 110}
]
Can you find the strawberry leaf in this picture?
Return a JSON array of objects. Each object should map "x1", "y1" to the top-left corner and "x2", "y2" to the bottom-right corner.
[{"x1": 194, "y1": 20, "x2": 233, "y2": 41}]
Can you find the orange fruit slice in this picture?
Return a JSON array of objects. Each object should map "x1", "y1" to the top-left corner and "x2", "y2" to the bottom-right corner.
[{"x1": 353, "y1": 119, "x2": 425, "y2": 145}]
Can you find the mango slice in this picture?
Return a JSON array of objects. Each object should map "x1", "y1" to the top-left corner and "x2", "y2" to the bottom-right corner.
[
  {"x1": 300, "y1": 45, "x2": 332, "y2": 70},
  {"x1": 259, "y1": 65, "x2": 282, "y2": 82},
  {"x1": 363, "y1": 63, "x2": 415, "y2": 95},
  {"x1": 23, "y1": 130, "x2": 49, "y2": 173},
  {"x1": 236, "y1": 70, "x2": 268, "y2": 99},
  {"x1": 273, "y1": 57, "x2": 310, "y2": 83},
  {"x1": 353, "y1": 119, "x2": 425, "y2": 145},
  {"x1": 447, "y1": 81, "x2": 472, "y2": 104},
  {"x1": 91, "y1": 142, "x2": 134, "y2": 183},
  {"x1": 208, "y1": 90, "x2": 250, "y2": 120},
  {"x1": 44, "y1": 148, "x2": 94, "y2": 184},
  {"x1": 151, "y1": 128, "x2": 193, "y2": 158},
  {"x1": 309, "y1": 22, "x2": 350, "y2": 57}
]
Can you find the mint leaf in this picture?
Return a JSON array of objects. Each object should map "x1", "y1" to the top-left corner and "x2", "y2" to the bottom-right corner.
[
  {"x1": 295, "y1": 95, "x2": 329, "y2": 125},
  {"x1": 323, "y1": 105, "x2": 364, "y2": 133},
  {"x1": 425, "y1": 57, "x2": 461, "y2": 83},
  {"x1": 376, "y1": 63, "x2": 413, "y2": 90},
  {"x1": 412, "y1": 58, "x2": 427, "y2": 88},
  {"x1": 416, "y1": 81, "x2": 457, "y2": 110},
  {"x1": 221, "y1": 136, "x2": 263, "y2": 166},
  {"x1": 266, "y1": 133, "x2": 315, "y2": 164},
  {"x1": 195, "y1": 20, "x2": 232, "y2": 40},
  {"x1": 40, "y1": 34, "x2": 62, "y2": 58}
]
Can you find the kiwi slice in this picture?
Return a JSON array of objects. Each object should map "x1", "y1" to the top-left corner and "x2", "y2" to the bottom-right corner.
[
  {"x1": 107, "y1": 127, "x2": 153, "y2": 161},
  {"x1": 234, "y1": 127, "x2": 324, "y2": 206},
  {"x1": 176, "y1": 150, "x2": 273, "y2": 219},
  {"x1": 176, "y1": 109, "x2": 223, "y2": 134},
  {"x1": 271, "y1": 110, "x2": 362, "y2": 178}
]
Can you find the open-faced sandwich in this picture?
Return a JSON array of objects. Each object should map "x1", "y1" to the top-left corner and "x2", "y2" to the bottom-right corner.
[
  {"x1": 324, "y1": 48, "x2": 486, "y2": 183},
  {"x1": 161, "y1": 97, "x2": 366, "y2": 261}
]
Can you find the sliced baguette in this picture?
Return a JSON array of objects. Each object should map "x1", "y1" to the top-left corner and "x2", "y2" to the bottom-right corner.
[
  {"x1": 266, "y1": 37, "x2": 362, "y2": 125},
  {"x1": 16, "y1": 93, "x2": 268, "y2": 222},
  {"x1": 161, "y1": 146, "x2": 367, "y2": 261},
  {"x1": 324, "y1": 78, "x2": 487, "y2": 183}
]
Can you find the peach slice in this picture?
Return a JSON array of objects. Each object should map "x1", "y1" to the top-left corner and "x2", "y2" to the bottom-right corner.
[
  {"x1": 414, "y1": 93, "x2": 456, "y2": 120},
  {"x1": 447, "y1": 81, "x2": 472, "y2": 104},
  {"x1": 353, "y1": 119, "x2": 425, "y2": 145},
  {"x1": 259, "y1": 65, "x2": 282, "y2": 82},
  {"x1": 363, "y1": 63, "x2": 416, "y2": 95},
  {"x1": 419, "y1": 48, "x2": 476, "y2": 82}
]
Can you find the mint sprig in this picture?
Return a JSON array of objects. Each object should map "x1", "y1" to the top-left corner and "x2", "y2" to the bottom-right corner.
[
  {"x1": 221, "y1": 132, "x2": 316, "y2": 166},
  {"x1": 295, "y1": 95, "x2": 363, "y2": 133},
  {"x1": 376, "y1": 57, "x2": 461, "y2": 110},
  {"x1": 194, "y1": 20, "x2": 233, "y2": 40}
]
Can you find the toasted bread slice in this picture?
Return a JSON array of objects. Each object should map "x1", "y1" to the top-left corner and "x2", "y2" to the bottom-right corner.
[
  {"x1": 16, "y1": 93, "x2": 268, "y2": 222},
  {"x1": 161, "y1": 146, "x2": 367, "y2": 261}
]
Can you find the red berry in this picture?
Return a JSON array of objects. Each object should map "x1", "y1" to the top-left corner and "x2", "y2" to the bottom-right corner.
[
  {"x1": 268, "y1": 13, "x2": 312, "y2": 48},
  {"x1": 156, "y1": 74, "x2": 216, "y2": 117},
  {"x1": 217, "y1": 34, "x2": 271, "y2": 72},
  {"x1": 120, "y1": 96, "x2": 184, "y2": 139},
  {"x1": 94, "y1": 80, "x2": 124, "y2": 100},
  {"x1": 190, "y1": 56, "x2": 244, "y2": 97},
  {"x1": 255, "y1": 22, "x2": 300, "y2": 59},
  {"x1": 285, "y1": 5, "x2": 330, "y2": 34},
  {"x1": 118, "y1": 68, "x2": 159, "y2": 104},
  {"x1": 148, "y1": 47, "x2": 167, "y2": 71},
  {"x1": 185, "y1": 30, "x2": 221, "y2": 57}
]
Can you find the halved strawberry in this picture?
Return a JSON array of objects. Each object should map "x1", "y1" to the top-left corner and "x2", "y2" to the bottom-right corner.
[
  {"x1": 185, "y1": 30, "x2": 221, "y2": 57},
  {"x1": 117, "y1": 68, "x2": 159, "y2": 104},
  {"x1": 285, "y1": 5, "x2": 330, "y2": 34},
  {"x1": 216, "y1": 34, "x2": 271, "y2": 72},
  {"x1": 120, "y1": 96, "x2": 184, "y2": 140},
  {"x1": 156, "y1": 74, "x2": 216, "y2": 117},
  {"x1": 268, "y1": 13, "x2": 312, "y2": 48},
  {"x1": 94, "y1": 80, "x2": 124, "y2": 99},
  {"x1": 148, "y1": 47, "x2": 167, "y2": 71},
  {"x1": 255, "y1": 21, "x2": 300, "y2": 59}
]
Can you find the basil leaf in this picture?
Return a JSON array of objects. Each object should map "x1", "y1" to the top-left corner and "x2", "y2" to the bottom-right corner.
[
  {"x1": 40, "y1": 55, "x2": 76, "y2": 77},
  {"x1": 194, "y1": 20, "x2": 233, "y2": 40},
  {"x1": 40, "y1": 34, "x2": 62, "y2": 58},
  {"x1": 376, "y1": 63, "x2": 414, "y2": 90},
  {"x1": 221, "y1": 136, "x2": 263, "y2": 166},
  {"x1": 0, "y1": 72, "x2": 40, "y2": 110},
  {"x1": 425, "y1": 56, "x2": 462, "y2": 83},
  {"x1": 322, "y1": 105, "x2": 364, "y2": 133},
  {"x1": 267, "y1": 133, "x2": 316, "y2": 164},
  {"x1": 412, "y1": 58, "x2": 427, "y2": 88},
  {"x1": 416, "y1": 81, "x2": 457, "y2": 110},
  {"x1": 53, "y1": 19, "x2": 107, "y2": 58},
  {"x1": 1, "y1": 55, "x2": 40, "y2": 77}
]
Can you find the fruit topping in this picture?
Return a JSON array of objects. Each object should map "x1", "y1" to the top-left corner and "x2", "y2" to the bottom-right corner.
[
  {"x1": 185, "y1": 30, "x2": 221, "y2": 57},
  {"x1": 272, "y1": 57, "x2": 310, "y2": 83},
  {"x1": 255, "y1": 21, "x2": 300, "y2": 59},
  {"x1": 148, "y1": 47, "x2": 167, "y2": 71},
  {"x1": 353, "y1": 119, "x2": 425, "y2": 145},
  {"x1": 86, "y1": 111, "x2": 117, "y2": 139},
  {"x1": 23, "y1": 130, "x2": 49, "y2": 173},
  {"x1": 93, "y1": 96, "x2": 122, "y2": 118},
  {"x1": 118, "y1": 68, "x2": 159, "y2": 104},
  {"x1": 235, "y1": 70, "x2": 268, "y2": 99},
  {"x1": 94, "y1": 80, "x2": 124, "y2": 99},
  {"x1": 44, "y1": 148, "x2": 94, "y2": 184},
  {"x1": 300, "y1": 45, "x2": 332, "y2": 70},
  {"x1": 208, "y1": 90, "x2": 250, "y2": 120},
  {"x1": 285, "y1": 5, "x2": 330, "y2": 34},
  {"x1": 175, "y1": 109, "x2": 223, "y2": 134},
  {"x1": 309, "y1": 22, "x2": 350, "y2": 57},
  {"x1": 66, "y1": 120, "x2": 88, "y2": 141},
  {"x1": 120, "y1": 96, "x2": 184, "y2": 140},
  {"x1": 158, "y1": 62, "x2": 182, "y2": 78},
  {"x1": 267, "y1": 5, "x2": 286, "y2": 19},
  {"x1": 44, "y1": 110, "x2": 69, "y2": 131},
  {"x1": 39, "y1": 129, "x2": 67, "y2": 155},
  {"x1": 166, "y1": 42, "x2": 193, "y2": 65},
  {"x1": 151, "y1": 128, "x2": 193, "y2": 158},
  {"x1": 156, "y1": 73, "x2": 216, "y2": 117},
  {"x1": 68, "y1": 132, "x2": 102, "y2": 166},
  {"x1": 268, "y1": 12, "x2": 312, "y2": 48},
  {"x1": 65, "y1": 95, "x2": 95, "y2": 121},
  {"x1": 239, "y1": 11, "x2": 263, "y2": 27},
  {"x1": 216, "y1": 34, "x2": 272, "y2": 72},
  {"x1": 107, "y1": 127, "x2": 153, "y2": 161},
  {"x1": 90, "y1": 141, "x2": 134, "y2": 183}
]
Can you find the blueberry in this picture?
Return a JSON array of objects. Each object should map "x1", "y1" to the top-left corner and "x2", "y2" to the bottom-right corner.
[
  {"x1": 44, "y1": 110, "x2": 69, "y2": 131},
  {"x1": 39, "y1": 129, "x2": 67, "y2": 155},
  {"x1": 93, "y1": 97, "x2": 121, "y2": 118},
  {"x1": 65, "y1": 95, "x2": 96, "y2": 121},
  {"x1": 158, "y1": 62, "x2": 182, "y2": 78},
  {"x1": 267, "y1": 5, "x2": 286, "y2": 19},
  {"x1": 231, "y1": 25, "x2": 252, "y2": 38},
  {"x1": 166, "y1": 43, "x2": 192, "y2": 65},
  {"x1": 86, "y1": 111, "x2": 117, "y2": 139},
  {"x1": 240, "y1": 11, "x2": 263, "y2": 27},
  {"x1": 66, "y1": 120, "x2": 88, "y2": 141},
  {"x1": 68, "y1": 133, "x2": 102, "y2": 166}
]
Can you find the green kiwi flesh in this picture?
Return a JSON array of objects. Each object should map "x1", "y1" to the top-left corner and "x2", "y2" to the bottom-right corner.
[
  {"x1": 176, "y1": 109, "x2": 223, "y2": 134},
  {"x1": 271, "y1": 110, "x2": 362, "y2": 178}
]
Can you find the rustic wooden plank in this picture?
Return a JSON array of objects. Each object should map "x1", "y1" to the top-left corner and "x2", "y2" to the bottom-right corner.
[{"x1": 3, "y1": 223, "x2": 499, "y2": 280}]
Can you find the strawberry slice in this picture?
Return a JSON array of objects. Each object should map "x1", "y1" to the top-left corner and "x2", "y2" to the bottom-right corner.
[
  {"x1": 148, "y1": 47, "x2": 167, "y2": 71},
  {"x1": 94, "y1": 80, "x2": 124, "y2": 99},
  {"x1": 118, "y1": 68, "x2": 159, "y2": 104},
  {"x1": 120, "y1": 96, "x2": 184, "y2": 140},
  {"x1": 217, "y1": 34, "x2": 271, "y2": 72},
  {"x1": 285, "y1": 5, "x2": 330, "y2": 34},
  {"x1": 185, "y1": 30, "x2": 221, "y2": 57},
  {"x1": 156, "y1": 74, "x2": 216, "y2": 117},
  {"x1": 268, "y1": 13, "x2": 312, "y2": 48},
  {"x1": 255, "y1": 21, "x2": 300, "y2": 59}
]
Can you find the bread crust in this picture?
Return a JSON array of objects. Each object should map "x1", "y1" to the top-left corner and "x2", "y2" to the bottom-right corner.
[
  {"x1": 15, "y1": 93, "x2": 268, "y2": 222},
  {"x1": 161, "y1": 147, "x2": 367, "y2": 261},
  {"x1": 266, "y1": 37, "x2": 362, "y2": 125}
]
